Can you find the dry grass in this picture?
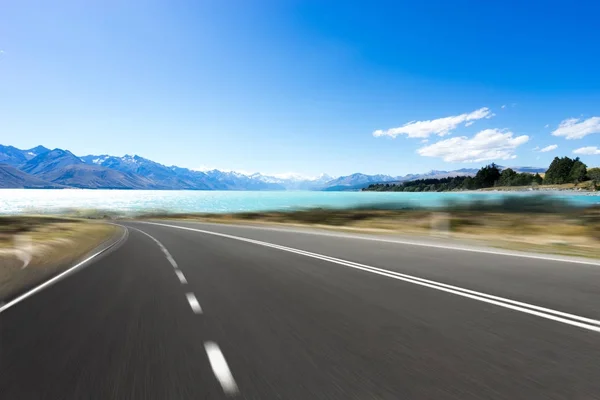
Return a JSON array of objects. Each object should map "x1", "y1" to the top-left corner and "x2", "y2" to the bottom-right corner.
[
  {"x1": 481, "y1": 180, "x2": 597, "y2": 192},
  {"x1": 138, "y1": 204, "x2": 600, "y2": 259},
  {"x1": 0, "y1": 217, "x2": 119, "y2": 301}
]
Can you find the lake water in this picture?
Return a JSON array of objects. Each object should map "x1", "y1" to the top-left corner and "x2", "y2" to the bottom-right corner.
[{"x1": 0, "y1": 189, "x2": 598, "y2": 215}]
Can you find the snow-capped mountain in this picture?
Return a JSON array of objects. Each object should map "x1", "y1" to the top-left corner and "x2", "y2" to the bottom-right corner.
[
  {"x1": 249, "y1": 172, "x2": 335, "y2": 190},
  {"x1": 1, "y1": 144, "x2": 547, "y2": 190},
  {"x1": 322, "y1": 173, "x2": 398, "y2": 191},
  {"x1": 0, "y1": 144, "x2": 50, "y2": 166}
]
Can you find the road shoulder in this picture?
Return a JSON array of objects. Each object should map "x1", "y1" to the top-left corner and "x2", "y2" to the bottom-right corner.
[{"x1": 0, "y1": 218, "x2": 125, "y2": 304}]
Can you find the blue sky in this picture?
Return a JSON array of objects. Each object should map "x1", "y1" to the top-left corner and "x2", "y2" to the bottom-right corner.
[{"x1": 1, "y1": 0, "x2": 599, "y2": 177}]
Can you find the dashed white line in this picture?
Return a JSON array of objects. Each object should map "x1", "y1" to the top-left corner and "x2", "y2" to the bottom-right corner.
[
  {"x1": 175, "y1": 269, "x2": 188, "y2": 284},
  {"x1": 186, "y1": 292, "x2": 202, "y2": 314},
  {"x1": 204, "y1": 341, "x2": 239, "y2": 396},
  {"x1": 127, "y1": 225, "x2": 178, "y2": 268}
]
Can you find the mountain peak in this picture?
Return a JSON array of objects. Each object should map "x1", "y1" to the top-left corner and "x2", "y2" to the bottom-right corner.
[
  {"x1": 26, "y1": 145, "x2": 50, "y2": 155},
  {"x1": 20, "y1": 147, "x2": 83, "y2": 176}
]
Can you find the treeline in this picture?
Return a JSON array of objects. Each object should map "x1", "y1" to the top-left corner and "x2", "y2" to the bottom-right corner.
[{"x1": 364, "y1": 157, "x2": 598, "y2": 192}]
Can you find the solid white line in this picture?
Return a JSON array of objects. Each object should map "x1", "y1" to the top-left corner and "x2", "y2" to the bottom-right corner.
[
  {"x1": 0, "y1": 227, "x2": 128, "y2": 314},
  {"x1": 168, "y1": 221, "x2": 600, "y2": 266},
  {"x1": 127, "y1": 225, "x2": 178, "y2": 268},
  {"x1": 256, "y1": 243, "x2": 600, "y2": 326},
  {"x1": 142, "y1": 221, "x2": 600, "y2": 333},
  {"x1": 175, "y1": 269, "x2": 188, "y2": 284},
  {"x1": 204, "y1": 341, "x2": 239, "y2": 396},
  {"x1": 186, "y1": 292, "x2": 202, "y2": 314}
]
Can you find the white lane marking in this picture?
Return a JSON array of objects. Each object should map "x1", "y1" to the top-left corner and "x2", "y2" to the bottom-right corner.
[
  {"x1": 0, "y1": 227, "x2": 129, "y2": 314},
  {"x1": 164, "y1": 221, "x2": 600, "y2": 267},
  {"x1": 142, "y1": 221, "x2": 600, "y2": 333},
  {"x1": 204, "y1": 341, "x2": 239, "y2": 396},
  {"x1": 175, "y1": 269, "x2": 188, "y2": 284},
  {"x1": 127, "y1": 225, "x2": 178, "y2": 268},
  {"x1": 186, "y1": 292, "x2": 202, "y2": 314}
]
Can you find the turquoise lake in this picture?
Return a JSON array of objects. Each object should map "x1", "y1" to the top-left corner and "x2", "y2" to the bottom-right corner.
[{"x1": 1, "y1": 189, "x2": 598, "y2": 215}]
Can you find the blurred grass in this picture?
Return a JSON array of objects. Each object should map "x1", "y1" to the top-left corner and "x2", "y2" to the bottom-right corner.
[
  {"x1": 135, "y1": 195, "x2": 600, "y2": 259},
  {"x1": 0, "y1": 217, "x2": 119, "y2": 300},
  {"x1": 482, "y1": 180, "x2": 597, "y2": 192}
]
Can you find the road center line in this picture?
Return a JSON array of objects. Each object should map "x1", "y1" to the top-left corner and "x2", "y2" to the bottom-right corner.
[
  {"x1": 186, "y1": 292, "x2": 202, "y2": 314},
  {"x1": 127, "y1": 225, "x2": 178, "y2": 268},
  {"x1": 175, "y1": 269, "x2": 188, "y2": 284},
  {"x1": 204, "y1": 341, "x2": 239, "y2": 396},
  {"x1": 141, "y1": 221, "x2": 600, "y2": 333}
]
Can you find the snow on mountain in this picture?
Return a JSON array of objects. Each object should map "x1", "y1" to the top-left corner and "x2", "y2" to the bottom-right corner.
[
  {"x1": 0, "y1": 144, "x2": 50, "y2": 166},
  {"x1": 247, "y1": 172, "x2": 337, "y2": 190},
  {"x1": 6, "y1": 144, "x2": 549, "y2": 191}
]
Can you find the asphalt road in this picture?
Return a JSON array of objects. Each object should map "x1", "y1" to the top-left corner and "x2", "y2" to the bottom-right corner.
[{"x1": 1, "y1": 220, "x2": 600, "y2": 399}]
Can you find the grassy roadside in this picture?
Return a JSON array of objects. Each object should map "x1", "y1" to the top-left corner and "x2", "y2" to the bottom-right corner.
[
  {"x1": 0, "y1": 217, "x2": 120, "y2": 301},
  {"x1": 480, "y1": 180, "x2": 597, "y2": 192},
  {"x1": 137, "y1": 200, "x2": 600, "y2": 259}
]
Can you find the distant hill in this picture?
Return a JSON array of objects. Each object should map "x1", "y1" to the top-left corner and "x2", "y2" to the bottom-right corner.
[
  {"x1": 0, "y1": 145, "x2": 50, "y2": 167},
  {"x1": 38, "y1": 164, "x2": 158, "y2": 189},
  {"x1": 20, "y1": 148, "x2": 83, "y2": 175},
  {"x1": 200, "y1": 169, "x2": 286, "y2": 191},
  {"x1": 80, "y1": 154, "x2": 287, "y2": 190},
  {"x1": 250, "y1": 173, "x2": 334, "y2": 190},
  {"x1": 322, "y1": 173, "x2": 398, "y2": 189},
  {"x1": 329, "y1": 167, "x2": 547, "y2": 190},
  {"x1": 508, "y1": 166, "x2": 547, "y2": 174},
  {"x1": 81, "y1": 154, "x2": 206, "y2": 189},
  {"x1": 0, "y1": 163, "x2": 64, "y2": 188},
  {"x1": 321, "y1": 169, "x2": 480, "y2": 190},
  {"x1": 21, "y1": 149, "x2": 159, "y2": 189}
]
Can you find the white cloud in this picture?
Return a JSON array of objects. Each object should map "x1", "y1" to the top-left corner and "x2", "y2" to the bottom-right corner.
[
  {"x1": 501, "y1": 105, "x2": 506, "y2": 109},
  {"x1": 544, "y1": 124, "x2": 550, "y2": 128},
  {"x1": 539, "y1": 144, "x2": 558, "y2": 153},
  {"x1": 417, "y1": 129, "x2": 529, "y2": 163},
  {"x1": 465, "y1": 121, "x2": 474, "y2": 127},
  {"x1": 551, "y1": 117, "x2": 600, "y2": 139},
  {"x1": 373, "y1": 107, "x2": 493, "y2": 139},
  {"x1": 533, "y1": 146, "x2": 540, "y2": 151},
  {"x1": 573, "y1": 146, "x2": 600, "y2": 155},
  {"x1": 420, "y1": 139, "x2": 429, "y2": 143}
]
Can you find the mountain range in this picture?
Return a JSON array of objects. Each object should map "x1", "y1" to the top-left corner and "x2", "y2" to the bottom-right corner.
[{"x1": 0, "y1": 144, "x2": 546, "y2": 190}]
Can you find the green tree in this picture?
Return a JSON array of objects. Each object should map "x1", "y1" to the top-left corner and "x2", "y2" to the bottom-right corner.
[
  {"x1": 533, "y1": 173, "x2": 543, "y2": 185},
  {"x1": 462, "y1": 176, "x2": 475, "y2": 190},
  {"x1": 498, "y1": 168, "x2": 517, "y2": 186},
  {"x1": 569, "y1": 158, "x2": 587, "y2": 183},
  {"x1": 545, "y1": 157, "x2": 575, "y2": 184},
  {"x1": 474, "y1": 163, "x2": 502, "y2": 188},
  {"x1": 588, "y1": 167, "x2": 600, "y2": 191},
  {"x1": 588, "y1": 167, "x2": 600, "y2": 182}
]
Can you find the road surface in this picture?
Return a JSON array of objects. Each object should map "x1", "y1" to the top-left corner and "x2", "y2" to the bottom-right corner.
[{"x1": 1, "y1": 220, "x2": 600, "y2": 399}]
